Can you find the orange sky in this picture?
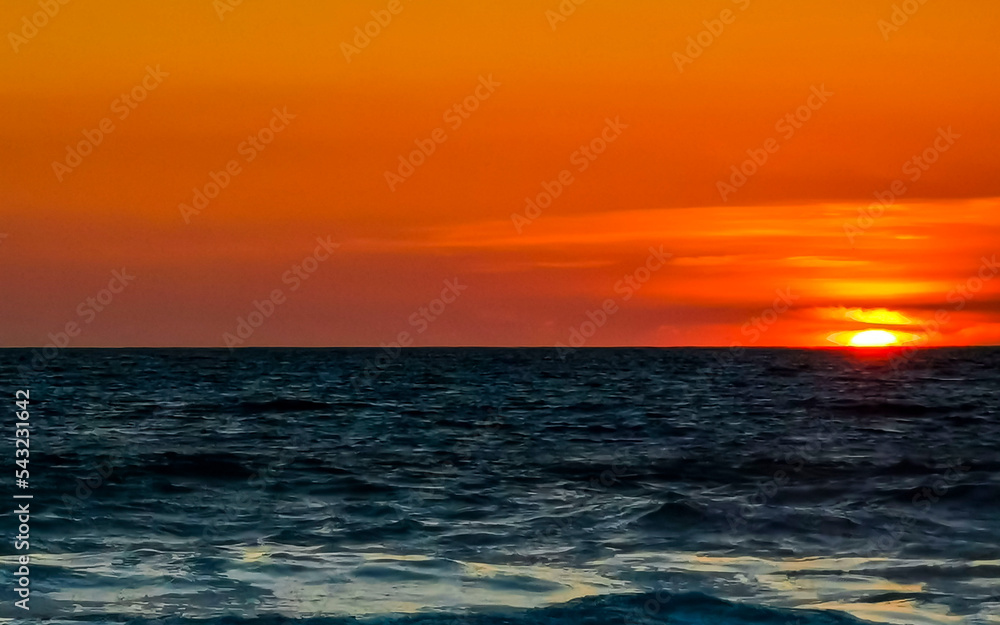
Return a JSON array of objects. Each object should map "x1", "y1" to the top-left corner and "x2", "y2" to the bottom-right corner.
[{"x1": 1, "y1": 0, "x2": 999, "y2": 347}]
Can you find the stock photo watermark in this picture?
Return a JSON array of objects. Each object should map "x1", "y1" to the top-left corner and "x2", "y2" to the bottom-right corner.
[
  {"x1": 886, "y1": 254, "x2": 998, "y2": 369},
  {"x1": 863, "y1": 460, "x2": 969, "y2": 555},
  {"x1": 384, "y1": 75, "x2": 500, "y2": 191},
  {"x1": 946, "y1": 255, "x2": 1000, "y2": 310},
  {"x1": 522, "y1": 446, "x2": 646, "y2": 566},
  {"x1": 351, "y1": 278, "x2": 468, "y2": 389},
  {"x1": 15, "y1": 269, "x2": 136, "y2": 385},
  {"x1": 844, "y1": 126, "x2": 959, "y2": 246},
  {"x1": 341, "y1": 0, "x2": 416, "y2": 62},
  {"x1": 7, "y1": 0, "x2": 72, "y2": 53},
  {"x1": 60, "y1": 453, "x2": 123, "y2": 515},
  {"x1": 200, "y1": 428, "x2": 313, "y2": 545},
  {"x1": 726, "y1": 417, "x2": 845, "y2": 532},
  {"x1": 673, "y1": 0, "x2": 752, "y2": 72},
  {"x1": 556, "y1": 245, "x2": 671, "y2": 357},
  {"x1": 511, "y1": 116, "x2": 628, "y2": 233},
  {"x1": 544, "y1": 0, "x2": 588, "y2": 31},
  {"x1": 51, "y1": 66, "x2": 169, "y2": 182},
  {"x1": 213, "y1": 0, "x2": 245, "y2": 21},
  {"x1": 714, "y1": 287, "x2": 799, "y2": 366},
  {"x1": 222, "y1": 236, "x2": 339, "y2": 349},
  {"x1": 878, "y1": 0, "x2": 933, "y2": 41},
  {"x1": 717, "y1": 85, "x2": 833, "y2": 202},
  {"x1": 180, "y1": 107, "x2": 297, "y2": 223}
]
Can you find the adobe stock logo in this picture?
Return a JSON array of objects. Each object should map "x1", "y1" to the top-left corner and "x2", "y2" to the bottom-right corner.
[
  {"x1": 51, "y1": 66, "x2": 169, "y2": 182},
  {"x1": 212, "y1": 0, "x2": 246, "y2": 21},
  {"x1": 844, "y1": 127, "x2": 959, "y2": 246},
  {"x1": 352, "y1": 278, "x2": 468, "y2": 390},
  {"x1": 383, "y1": 75, "x2": 500, "y2": 191},
  {"x1": 556, "y1": 246, "x2": 671, "y2": 358},
  {"x1": 673, "y1": 0, "x2": 752, "y2": 72},
  {"x1": 716, "y1": 85, "x2": 833, "y2": 202},
  {"x1": 544, "y1": 0, "x2": 588, "y2": 31},
  {"x1": 15, "y1": 269, "x2": 137, "y2": 385},
  {"x1": 7, "y1": 0, "x2": 72, "y2": 54},
  {"x1": 341, "y1": 0, "x2": 413, "y2": 63},
  {"x1": 222, "y1": 236, "x2": 338, "y2": 349},
  {"x1": 511, "y1": 117, "x2": 627, "y2": 233},
  {"x1": 179, "y1": 107, "x2": 296, "y2": 224},
  {"x1": 877, "y1": 0, "x2": 932, "y2": 41}
]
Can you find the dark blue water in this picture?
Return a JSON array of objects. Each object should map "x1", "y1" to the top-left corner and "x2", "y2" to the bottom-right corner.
[{"x1": 1, "y1": 348, "x2": 998, "y2": 624}]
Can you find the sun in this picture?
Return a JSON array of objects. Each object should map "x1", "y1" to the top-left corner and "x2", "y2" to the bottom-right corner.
[
  {"x1": 847, "y1": 329, "x2": 900, "y2": 347},
  {"x1": 827, "y1": 329, "x2": 922, "y2": 347}
]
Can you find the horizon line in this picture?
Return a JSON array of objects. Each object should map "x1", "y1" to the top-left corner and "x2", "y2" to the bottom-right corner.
[{"x1": 2, "y1": 345, "x2": 997, "y2": 350}]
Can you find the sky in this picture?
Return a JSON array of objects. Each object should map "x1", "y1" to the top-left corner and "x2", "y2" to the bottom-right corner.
[{"x1": 1, "y1": 0, "x2": 999, "y2": 347}]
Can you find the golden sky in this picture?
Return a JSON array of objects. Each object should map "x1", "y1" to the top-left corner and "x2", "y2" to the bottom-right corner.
[{"x1": 1, "y1": 0, "x2": 999, "y2": 347}]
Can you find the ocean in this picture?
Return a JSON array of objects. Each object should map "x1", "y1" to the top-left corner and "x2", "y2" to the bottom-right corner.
[{"x1": 1, "y1": 348, "x2": 997, "y2": 624}]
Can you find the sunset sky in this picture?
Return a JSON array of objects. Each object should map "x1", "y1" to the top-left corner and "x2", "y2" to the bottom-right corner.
[{"x1": 2, "y1": 0, "x2": 999, "y2": 347}]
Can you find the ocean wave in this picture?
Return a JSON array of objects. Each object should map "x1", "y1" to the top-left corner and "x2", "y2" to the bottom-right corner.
[{"x1": 40, "y1": 593, "x2": 872, "y2": 625}]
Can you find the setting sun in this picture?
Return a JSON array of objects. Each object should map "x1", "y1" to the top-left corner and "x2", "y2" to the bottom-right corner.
[
  {"x1": 848, "y1": 330, "x2": 900, "y2": 347},
  {"x1": 827, "y1": 329, "x2": 924, "y2": 348}
]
